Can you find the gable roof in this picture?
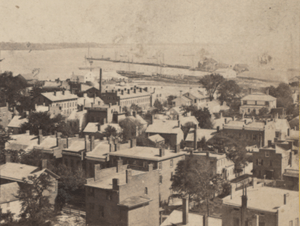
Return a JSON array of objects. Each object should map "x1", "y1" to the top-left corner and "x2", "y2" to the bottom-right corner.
[
  {"x1": 7, "y1": 115, "x2": 28, "y2": 128},
  {"x1": 0, "y1": 182, "x2": 20, "y2": 203},
  {"x1": 0, "y1": 162, "x2": 38, "y2": 182},
  {"x1": 41, "y1": 91, "x2": 77, "y2": 102},
  {"x1": 241, "y1": 93, "x2": 276, "y2": 101},
  {"x1": 83, "y1": 122, "x2": 122, "y2": 134}
]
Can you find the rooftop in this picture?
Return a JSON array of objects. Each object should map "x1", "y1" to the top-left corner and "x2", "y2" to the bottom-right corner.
[
  {"x1": 223, "y1": 186, "x2": 298, "y2": 212},
  {"x1": 223, "y1": 120, "x2": 266, "y2": 130},
  {"x1": 0, "y1": 182, "x2": 20, "y2": 204},
  {"x1": 161, "y1": 210, "x2": 222, "y2": 226},
  {"x1": 118, "y1": 196, "x2": 152, "y2": 208},
  {"x1": 85, "y1": 140, "x2": 111, "y2": 160},
  {"x1": 146, "y1": 120, "x2": 184, "y2": 137},
  {"x1": 7, "y1": 115, "x2": 28, "y2": 128},
  {"x1": 83, "y1": 122, "x2": 122, "y2": 133},
  {"x1": 87, "y1": 169, "x2": 145, "y2": 189},
  {"x1": 41, "y1": 91, "x2": 78, "y2": 102},
  {"x1": 5, "y1": 133, "x2": 39, "y2": 152},
  {"x1": 241, "y1": 93, "x2": 276, "y2": 101},
  {"x1": 185, "y1": 128, "x2": 217, "y2": 142},
  {"x1": 0, "y1": 162, "x2": 38, "y2": 182},
  {"x1": 148, "y1": 134, "x2": 165, "y2": 143},
  {"x1": 109, "y1": 146, "x2": 184, "y2": 161}
]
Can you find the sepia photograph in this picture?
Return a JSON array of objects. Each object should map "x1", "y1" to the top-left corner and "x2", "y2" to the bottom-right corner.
[{"x1": 0, "y1": 0, "x2": 299, "y2": 225}]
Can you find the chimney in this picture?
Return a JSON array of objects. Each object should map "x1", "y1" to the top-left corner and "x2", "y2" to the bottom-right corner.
[
  {"x1": 194, "y1": 124, "x2": 198, "y2": 150},
  {"x1": 54, "y1": 91, "x2": 56, "y2": 96},
  {"x1": 148, "y1": 163, "x2": 153, "y2": 171},
  {"x1": 116, "y1": 159, "x2": 123, "y2": 172},
  {"x1": 178, "y1": 120, "x2": 181, "y2": 128},
  {"x1": 42, "y1": 159, "x2": 47, "y2": 169},
  {"x1": 206, "y1": 152, "x2": 209, "y2": 158},
  {"x1": 99, "y1": 68, "x2": 102, "y2": 97},
  {"x1": 180, "y1": 90, "x2": 182, "y2": 97},
  {"x1": 159, "y1": 148, "x2": 165, "y2": 157},
  {"x1": 203, "y1": 214, "x2": 208, "y2": 226},
  {"x1": 175, "y1": 144, "x2": 180, "y2": 153},
  {"x1": 151, "y1": 114, "x2": 154, "y2": 124},
  {"x1": 220, "y1": 112, "x2": 223, "y2": 118},
  {"x1": 284, "y1": 193, "x2": 288, "y2": 205},
  {"x1": 287, "y1": 128, "x2": 290, "y2": 136},
  {"x1": 113, "y1": 178, "x2": 119, "y2": 190},
  {"x1": 132, "y1": 111, "x2": 136, "y2": 117},
  {"x1": 268, "y1": 140, "x2": 272, "y2": 147},
  {"x1": 130, "y1": 138, "x2": 136, "y2": 148},
  {"x1": 126, "y1": 169, "x2": 132, "y2": 183},
  {"x1": 97, "y1": 123, "x2": 101, "y2": 131},
  {"x1": 241, "y1": 186, "x2": 248, "y2": 226},
  {"x1": 90, "y1": 136, "x2": 95, "y2": 151},
  {"x1": 182, "y1": 197, "x2": 189, "y2": 225},
  {"x1": 135, "y1": 125, "x2": 139, "y2": 137},
  {"x1": 38, "y1": 133, "x2": 43, "y2": 145},
  {"x1": 66, "y1": 137, "x2": 70, "y2": 148},
  {"x1": 114, "y1": 139, "x2": 120, "y2": 152},
  {"x1": 249, "y1": 88, "x2": 252, "y2": 94},
  {"x1": 5, "y1": 153, "x2": 11, "y2": 163},
  {"x1": 290, "y1": 152, "x2": 293, "y2": 167},
  {"x1": 62, "y1": 90, "x2": 65, "y2": 95},
  {"x1": 91, "y1": 102, "x2": 94, "y2": 108},
  {"x1": 85, "y1": 135, "x2": 90, "y2": 152},
  {"x1": 252, "y1": 177, "x2": 257, "y2": 188}
]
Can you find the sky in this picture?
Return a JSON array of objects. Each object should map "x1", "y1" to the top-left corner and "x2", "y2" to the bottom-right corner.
[
  {"x1": 0, "y1": 0, "x2": 298, "y2": 44},
  {"x1": 0, "y1": 0, "x2": 299, "y2": 68}
]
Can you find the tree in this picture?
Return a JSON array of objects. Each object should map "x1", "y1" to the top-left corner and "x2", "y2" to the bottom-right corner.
[
  {"x1": 199, "y1": 74, "x2": 225, "y2": 101},
  {"x1": 167, "y1": 95, "x2": 177, "y2": 106},
  {"x1": 55, "y1": 164, "x2": 86, "y2": 191},
  {"x1": 0, "y1": 149, "x2": 25, "y2": 165},
  {"x1": 218, "y1": 80, "x2": 241, "y2": 105},
  {"x1": 267, "y1": 83, "x2": 293, "y2": 109},
  {"x1": 104, "y1": 125, "x2": 118, "y2": 138},
  {"x1": 20, "y1": 112, "x2": 73, "y2": 137},
  {"x1": 171, "y1": 157, "x2": 227, "y2": 215},
  {"x1": 0, "y1": 125, "x2": 10, "y2": 149},
  {"x1": 130, "y1": 103, "x2": 142, "y2": 113},
  {"x1": 20, "y1": 149, "x2": 55, "y2": 171},
  {"x1": 119, "y1": 118, "x2": 141, "y2": 142},
  {"x1": 153, "y1": 99, "x2": 163, "y2": 112},
  {"x1": 17, "y1": 173, "x2": 54, "y2": 225},
  {"x1": 258, "y1": 107, "x2": 269, "y2": 116},
  {"x1": 193, "y1": 108, "x2": 213, "y2": 129},
  {"x1": 55, "y1": 188, "x2": 71, "y2": 211}
]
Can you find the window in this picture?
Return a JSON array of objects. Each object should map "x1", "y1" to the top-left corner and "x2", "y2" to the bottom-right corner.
[
  {"x1": 257, "y1": 159, "x2": 263, "y2": 166},
  {"x1": 253, "y1": 134, "x2": 257, "y2": 141},
  {"x1": 99, "y1": 205, "x2": 104, "y2": 217},
  {"x1": 88, "y1": 187, "x2": 95, "y2": 197},
  {"x1": 265, "y1": 151, "x2": 269, "y2": 157},
  {"x1": 145, "y1": 187, "x2": 148, "y2": 195},
  {"x1": 143, "y1": 161, "x2": 148, "y2": 168},
  {"x1": 90, "y1": 203, "x2": 94, "y2": 210},
  {"x1": 106, "y1": 191, "x2": 112, "y2": 200},
  {"x1": 170, "y1": 159, "x2": 173, "y2": 168},
  {"x1": 248, "y1": 108, "x2": 251, "y2": 113},
  {"x1": 159, "y1": 175, "x2": 163, "y2": 183},
  {"x1": 159, "y1": 162, "x2": 162, "y2": 169}
]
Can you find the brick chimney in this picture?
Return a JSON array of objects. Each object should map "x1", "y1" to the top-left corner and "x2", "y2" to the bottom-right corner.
[
  {"x1": 99, "y1": 68, "x2": 102, "y2": 97},
  {"x1": 113, "y1": 178, "x2": 119, "y2": 190},
  {"x1": 126, "y1": 169, "x2": 132, "y2": 183},
  {"x1": 194, "y1": 124, "x2": 198, "y2": 150},
  {"x1": 90, "y1": 135, "x2": 95, "y2": 151},
  {"x1": 42, "y1": 159, "x2": 47, "y2": 169},
  {"x1": 5, "y1": 153, "x2": 11, "y2": 163},
  {"x1": 241, "y1": 185, "x2": 248, "y2": 226},
  {"x1": 97, "y1": 123, "x2": 101, "y2": 131},
  {"x1": 38, "y1": 129, "x2": 43, "y2": 145},
  {"x1": 159, "y1": 148, "x2": 165, "y2": 157},
  {"x1": 130, "y1": 138, "x2": 136, "y2": 148},
  {"x1": 284, "y1": 193, "x2": 289, "y2": 205},
  {"x1": 116, "y1": 159, "x2": 123, "y2": 172},
  {"x1": 182, "y1": 197, "x2": 189, "y2": 225},
  {"x1": 85, "y1": 135, "x2": 90, "y2": 152},
  {"x1": 54, "y1": 91, "x2": 56, "y2": 96}
]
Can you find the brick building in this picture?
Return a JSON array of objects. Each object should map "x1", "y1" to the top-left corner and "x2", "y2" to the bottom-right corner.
[
  {"x1": 240, "y1": 89, "x2": 277, "y2": 114},
  {"x1": 108, "y1": 143, "x2": 185, "y2": 203},
  {"x1": 222, "y1": 183, "x2": 299, "y2": 226},
  {"x1": 146, "y1": 119, "x2": 184, "y2": 150},
  {"x1": 252, "y1": 142, "x2": 294, "y2": 180},
  {"x1": 85, "y1": 164, "x2": 159, "y2": 226},
  {"x1": 86, "y1": 104, "x2": 120, "y2": 125},
  {"x1": 100, "y1": 86, "x2": 153, "y2": 110},
  {"x1": 186, "y1": 151, "x2": 235, "y2": 180},
  {"x1": 220, "y1": 118, "x2": 276, "y2": 148},
  {"x1": 33, "y1": 90, "x2": 78, "y2": 116}
]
